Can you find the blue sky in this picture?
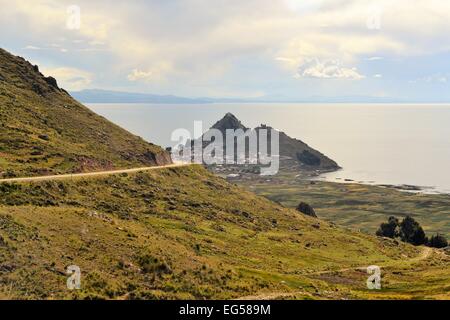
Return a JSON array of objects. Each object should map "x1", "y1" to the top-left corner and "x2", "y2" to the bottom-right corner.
[{"x1": 1, "y1": 0, "x2": 450, "y2": 101}]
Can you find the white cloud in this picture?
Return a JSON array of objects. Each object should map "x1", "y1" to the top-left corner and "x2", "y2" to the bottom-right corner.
[
  {"x1": 373, "y1": 74, "x2": 383, "y2": 78},
  {"x1": 367, "y1": 56, "x2": 384, "y2": 61},
  {"x1": 4, "y1": 0, "x2": 450, "y2": 96},
  {"x1": 284, "y1": 0, "x2": 324, "y2": 15},
  {"x1": 89, "y1": 40, "x2": 106, "y2": 46},
  {"x1": 24, "y1": 45, "x2": 42, "y2": 50},
  {"x1": 127, "y1": 69, "x2": 153, "y2": 82},
  {"x1": 411, "y1": 74, "x2": 448, "y2": 84},
  {"x1": 40, "y1": 66, "x2": 93, "y2": 91},
  {"x1": 24, "y1": 44, "x2": 68, "y2": 53},
  {"x1": 295, "y1": 59, "x2": 364, "y2": 80}
]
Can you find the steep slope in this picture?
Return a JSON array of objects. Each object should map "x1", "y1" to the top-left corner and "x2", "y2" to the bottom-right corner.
[
  {"x1": 260, "y1": 126, "x2": 339, "y2": 170},
  {"x1": 0, "y1": 48, "x2": 171, "y2": 178}
]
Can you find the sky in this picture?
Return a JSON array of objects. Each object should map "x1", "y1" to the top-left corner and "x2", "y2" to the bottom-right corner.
[{"x1": 1, "y1": 0, "x2": 450, "y2": 101}]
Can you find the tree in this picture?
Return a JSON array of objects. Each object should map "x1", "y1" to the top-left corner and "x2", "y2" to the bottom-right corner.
[
  {"x1": 399, "y1": 216, "x2": 427, "y2": 246},
  {"x1": 428, "y1": 234, "x2": 448, "y2": 248},
  {"x1": 376, "y1": 216, "x2": 399, "y2": 238},
  {"x1": 296, "y1": 202, "x2": 317, "y2": 218}
]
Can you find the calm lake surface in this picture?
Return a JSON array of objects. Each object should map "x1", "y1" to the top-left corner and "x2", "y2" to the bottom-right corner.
[{"x1": 88, "y1": 103, "x2": 450, "y2": 194}]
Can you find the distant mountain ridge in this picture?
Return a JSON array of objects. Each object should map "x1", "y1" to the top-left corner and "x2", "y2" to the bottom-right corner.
[
  {"x1": 71, "y1": 89, "x2": 213, "y2": 104},
  {"x1": 71, "y1": 89, "x2": 418, "y2": 104}
]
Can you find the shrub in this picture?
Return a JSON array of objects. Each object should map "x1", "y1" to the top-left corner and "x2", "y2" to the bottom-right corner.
[
  {"x1": 376, "y1": 215, "x2": 431, "y2": 247},
  {"x1": 137, "y1": 254, "x2": 172, "y2": 275},
  {"x1": 296, "y1": 202, "x2": 317, "y2": 218},
  {"x1": 0, "y1": 235, "x2": 7, "y2": 247},
  {"x1": 376, "y1": 216, "x2": 399, "y2": 238},
  {"x1": 428, "y1": 234, "x2": 448, "y2": 248},
  {"x1": 399, "y1": 216, "x2": 427, "y2": 246},
  {"x1": 3, "y1": 169, "x2": 16, "y2": 178}
]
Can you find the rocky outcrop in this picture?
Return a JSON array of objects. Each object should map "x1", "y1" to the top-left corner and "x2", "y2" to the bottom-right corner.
[
  {"x1": 194, "y1": 113, "x2": 339, "y2": 171},
  {"x1": 0, "y1": 48, "x2": 64, "y2": 97},
  {"x1": 144, "y1": 150, "x2": 173, "y2": 166}
]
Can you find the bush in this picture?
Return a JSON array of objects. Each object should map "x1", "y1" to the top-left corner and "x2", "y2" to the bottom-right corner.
[
  {"x1": 376, "y1": 215, "x2": 429, "y2": 246},
  {"x1": 428, "y1": 234, "x2": 448, "y2": 248},
  {"x1": 399, "y1": 216, "x2": 428, "y2": 246},
  {"x1": 137, "y1": 254, "x2": 172, "y2": 275},
  {"x1": 296, "y1": 202, "x2": 317, "y2": 218},
  {"x1": 376, "y1": 216, "x2": 399, "y2": 238},
  {"x1": 2, "y1": 169, "x2": 16, "y2": 178},
  {"x1": 0, "y1": 235, "x2": 7, "y2": 247}
]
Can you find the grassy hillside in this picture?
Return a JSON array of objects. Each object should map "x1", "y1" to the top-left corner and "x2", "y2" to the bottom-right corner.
[
  {"x1": 0, "y1": 166, "x2": 448, "y2": 300},
  {"x1": 0, "y1": 48, "x2": 171, "y2": 179},
  {"x1": 0, "y1": 48, "x2": 448, "y2": 300}
]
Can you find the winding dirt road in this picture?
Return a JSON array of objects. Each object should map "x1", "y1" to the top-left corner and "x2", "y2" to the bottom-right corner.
[
  {"x1": 0, "y1": 163, "x2": 192, "y2": 183},
  {"x1": 236, "y1": 247, "x2": 435, "y2": 300}
]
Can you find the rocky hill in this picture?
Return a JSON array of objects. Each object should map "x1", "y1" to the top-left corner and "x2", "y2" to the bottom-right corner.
[
  {"x1": 210, "y1": 112, "x2": 248, "y2": 133},
  {"x1": 191, "y1": 113, "x2": 339, "y2": 172},
  {"x1": 0, "y1": 48, "x2": 171, "y2": 178}
]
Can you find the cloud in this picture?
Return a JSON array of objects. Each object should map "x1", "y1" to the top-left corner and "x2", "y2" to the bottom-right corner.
[
  {"x1": 410, "y1": 74, "x2": 448, "y2": 84},
  {"x1": 127, "y1": 69, "x2": 153, "y2": 82},
  {"x1": 3, "y1": 0, "x2": 450, "y2": 97},
  {"x1": 24, "y1": 44, "x2": 68, "y2": 53},
  {"x1": 295, "y1": 59, "x2": 364, "y2": 80},
  {"x1": 367, "y1": 56, "x2": 384, "y2": 61},
  {"x1": 284, "y1": 0, "x2": 324, "y2": 15},
  {"x1": 24, "y1": 45, "x2": 42, "y2": 50},
  {"x1": 40, "y1": 66, "x2": 93, "y2": 90},
  {"x1": 373, "y1": 74, "x2": 383, "y2": 78}
]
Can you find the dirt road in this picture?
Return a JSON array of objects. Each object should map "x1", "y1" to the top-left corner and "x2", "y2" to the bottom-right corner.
[
  {"x1": 236, "y1": 246, "x2": 435, "y2": 300},
  {"x1": 0, "y1": 163, "x2": 192, "y2": 183}
]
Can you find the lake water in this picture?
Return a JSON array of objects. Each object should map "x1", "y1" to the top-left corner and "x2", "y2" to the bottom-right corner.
[{"x1": 88, "y1": 103, "x2": 450, "y2": 194}]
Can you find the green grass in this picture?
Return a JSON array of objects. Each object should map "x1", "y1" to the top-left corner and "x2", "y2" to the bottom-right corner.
[
  {"x1": 0, "y1": 166, "x2": 448, "y2": 300},
  {"x1": 236, "y1": 171, "x2": 450, "y2": 238}
]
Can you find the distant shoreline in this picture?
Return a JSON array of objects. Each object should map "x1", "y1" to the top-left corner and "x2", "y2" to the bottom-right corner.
[
  {"x1": 312, "y1": 174, "x2": 447, "y2": 195},
  {"x1": 73, "y1": 89, "x2": 450, "y2": 105},
  {"x1": 85, "y1": 101, "x2": 450, "y2": 106}
]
